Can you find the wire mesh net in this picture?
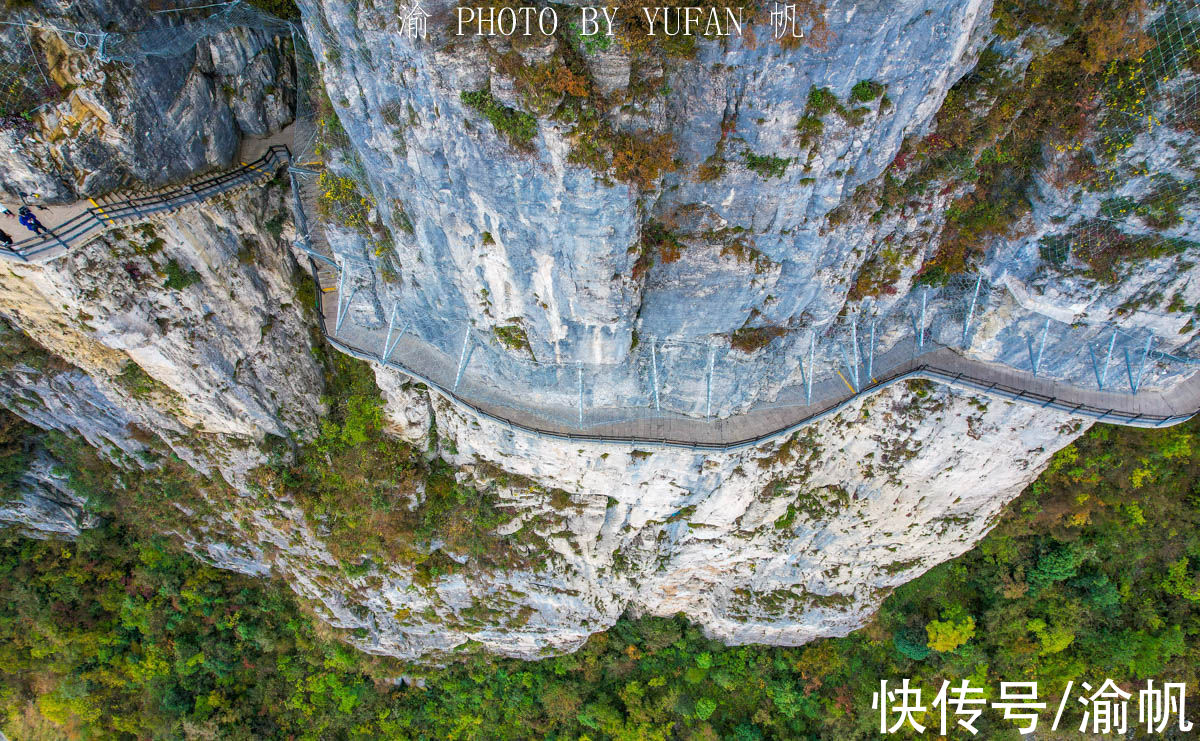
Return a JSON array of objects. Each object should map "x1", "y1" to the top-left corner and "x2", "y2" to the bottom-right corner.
[
  {"x1": 317, "y1": 265, "x2": 1180, "y2": 439},
  {"x1": 1035, "y1": 1, "x2": 1200, "y2": 274},
  {"x1": 0, "y1": 0, "x2": 301, "y2": 208},
  {"x1": 286, "y1": 0, "x2": 1200, "y2": 435},
  {"x1": 0, "y1": 0, "x2": 305, "y2": 261},
  {"x1": 287, "y1": 27, "x2": 398, "y2": 289},
  {"x1": 96, "y1": 2, "x2": 293, "y2": 63},
  {"x1": 0, "y1": 24, "x2": 62, "y2": 131},
  {"x1": 25, "y1": 0, "x2": 1180, "y2": 434}
]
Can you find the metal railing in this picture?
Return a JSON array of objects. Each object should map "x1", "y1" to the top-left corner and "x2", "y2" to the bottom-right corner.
[
  {"x1": 3, "y1": 137, "x2": 1190, "y2": 449},
  {"x1": 0, "y1": 145, "x2": 291, "y2": 263},
  {"x1": 298, "y1": 254, "x2": 1196, "y2": 451},
  {"x1": 3, "y1": 0, "x2": 1191, "y2": 450}
]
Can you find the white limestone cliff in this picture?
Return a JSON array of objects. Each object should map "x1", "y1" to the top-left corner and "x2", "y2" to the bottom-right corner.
[
  {"x1": 0, "y1": 0, "x2": 1195, "y2": 664},
  {"x1": 0, "y1": 180, "x2": 324, "y2": 486},
  {"x1": 314, "y1": 369, "x2": 1082, "y2": 658}
]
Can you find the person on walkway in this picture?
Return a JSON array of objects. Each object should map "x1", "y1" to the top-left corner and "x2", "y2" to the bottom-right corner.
[
  {"x1": 18, "y1": 206, "x2": 45, "y2": 235},
  {"x1": 0, "y1": 229, "x2": 12, "y2": 247}
]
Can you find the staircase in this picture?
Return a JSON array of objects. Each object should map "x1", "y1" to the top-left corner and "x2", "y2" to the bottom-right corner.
[{"x1": 1, "y1": 146, "x2": 292, "y2": 263}]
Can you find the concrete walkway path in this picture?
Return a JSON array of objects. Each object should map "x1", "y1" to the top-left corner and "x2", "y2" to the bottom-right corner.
[
  {"x1": 321, "y1": 308, "x2": 1200, "y2": 450},
  {"x1": 0, "y1": 124, "x2": 296, "y2": 262},
  {"x1": 4, "y1": 123, "x2": 1196, "y2": 450}
]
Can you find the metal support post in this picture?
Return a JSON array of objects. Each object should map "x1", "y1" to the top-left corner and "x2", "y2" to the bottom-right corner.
[
  {"x1": 1030, "y1": 318, "x2": 1049, "y2": 376},
  {"x1": 381, "y1": 305, "x2": 406, "y2": 364},
  {"x1": 1101, "y1": 330, "x2": 1117, "y2": 390},
  {"x1": 1126, "y1": 334, "x2": 1153, "y2": 393},
  {"x1": 867, "y1": 320, "x2": 876, "y2": 381},
  {"x1": 850, "y1": 315, "x2": 860, "y2": 391},
  {"x1": 1090, "y1": 331, "x2": 1118, "y2": 390},
  {"x1": 334, "y1": 269, "x2": 356, "y2": 334},
  {"x1": 1133, "y1": 335, "x2": 1153, "y2": 393},
  {"x1": 963, "y1": 275, "x2": 981, "y2": 346},
  {"x1": 806, "y1": 334, "x2": 815, "y2": 404},
  {"x1": 453, "y1": 329, "x2": 471, "y2": 391},
  {"x1": 705, "y1": 347, "x2": 715, "y2": 417},
  {"x1": 651, "y1": 340, "x2": 661, "y2": 412},
  {"x1": 382, "y1": 305, "x2": 397, "y2": 359},
  {"x1": 839, "y1": 342, "x2": 858, "y2": 393}
]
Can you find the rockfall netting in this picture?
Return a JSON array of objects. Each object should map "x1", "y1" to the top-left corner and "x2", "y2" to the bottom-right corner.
[{"x1": 18, "y1": 0, "x2": 1200, "y2": 436}]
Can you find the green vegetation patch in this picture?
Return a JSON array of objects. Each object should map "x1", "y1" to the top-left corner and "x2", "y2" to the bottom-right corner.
[
  {"x1": 560, "y1": 103, "x2": 677, "y2": 189},
  {"x1": 791, "y1": 484, "x2": 850, "y2": 521},
  {"x1": 261, "y1": 347, "x2": 543, "y2": 571},
  {"x1": 461, "y1": 89, "x2": 538, "y2": 149},
  {"x1": 132, "y1": 223, "x2": 166, "y2": 256},
  {"x1": 245, "y1": 0, "x2": 301, "y2": 19},
  {"x1": 1099, "y1": 177, "x2": 1194, "y2": 231},
  {"x1": 744, "y1": 151, "x2": 791, "y2": 179},
  {"x1": 795, "y1": 85, "x2": 857, "y2": 150},
  {"x1": 806, "y1": 86, "x2": 842, "y2": 117},
  {"x1": 1039, "y1": 221, "x2": 1196, "y2": 284},
  {"x1": 114, "y1": 361, "x2": 166, "y2": 399},
  {"x1": 0, "y1": 317, "x2": 62, "y2": 374},
  {"x1": 729, "y1": 325, "x2": 787, "y2": 354},
  {"x1": 162, "y1": 258, "x2": 201, "y2": 290},
  {"x1": 0, "y1": 410, "x2": 33, "y2": 503},
  {"x1": 848, "y1": 245, "x2": 907, "y2": 301},
  {"x1": 493, "y1": 321, "x2": 532, "y2": 357},
  {"x1": 568, "y1": 20, "x2": 613, "y2": 54},
  {"x1": 264, "y1": 210, "x2": 288, "y2": 239},
  {"x1": 631, "y1": 219, "x2": 688, "y2": 279},
  {"x1": 850, "y1": 79, "x2": 885, "y2": 103}
]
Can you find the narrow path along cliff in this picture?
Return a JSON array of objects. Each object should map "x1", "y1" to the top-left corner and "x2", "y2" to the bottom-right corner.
[
  {"x1": 0, "y1": 124, "x2": 296, "y2": 262},
  {"x1": 3, "y1": 121, "x2": 1198, "y2": 450}
]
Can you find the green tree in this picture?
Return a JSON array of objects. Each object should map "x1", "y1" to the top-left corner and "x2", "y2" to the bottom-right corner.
[
  {"x1": 1162, "y1": 557, "x2": 1200, "y2": 602},
  {"x1": 926, "y1": 614, "x2": 976, "y2": 653},
  {"x1": 894, "y1": 629, "x2": 933, "y2": 661},
  {"x1": 1027, "y1": 544, "x2": 1084, "y2": 594}
]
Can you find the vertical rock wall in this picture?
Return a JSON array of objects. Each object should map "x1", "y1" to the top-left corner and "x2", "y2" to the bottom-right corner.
[
  {"x1": 0, "y1": 181, "x2": 324, "y2": 486},
  {"x1": 264, "y1": 368, "x2": 1082, "y2": 660},
  {"x1": 0, "y1": 0, "x2": 295, "y2": 201}
]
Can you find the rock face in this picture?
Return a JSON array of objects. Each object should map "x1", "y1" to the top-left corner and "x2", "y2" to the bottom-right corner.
[
  {"x1": 0, "y1": 0, "x2": 294, "y2": 201},
  {"x1": 287, "y1": 372, "x2": 1081, "y2": 659},
  {"x1": 303, "y1": 0, "x2": 1002, "y2": 399},
  {"x1": 0, "y1": 0, "x2": 1197, "y2": 664},
  {"x1": 0, "y1": 447, "x2": 99, "y2": 538},
  {"x1": 992, "y1": 121, "x2": 1200, "y2": 338},
  {"x1": 0, "y1": 180, "x2": 324, "y2": 485},
  {"x1": 304, "y1": 0, "x2": 1200, "y2": 421}
]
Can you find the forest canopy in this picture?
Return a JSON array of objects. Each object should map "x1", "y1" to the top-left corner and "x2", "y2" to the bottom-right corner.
[{"x1": 1, "y1": 416, "x2": 1197, "y2": 738}]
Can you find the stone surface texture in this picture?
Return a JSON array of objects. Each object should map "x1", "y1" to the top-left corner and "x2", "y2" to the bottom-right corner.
[{"x1": 0, "y1": 0, "x2": 1196, "y2": 663}]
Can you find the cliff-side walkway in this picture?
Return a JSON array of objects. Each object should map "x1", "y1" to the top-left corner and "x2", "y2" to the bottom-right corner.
[
  {"x1": 292, "y1": 198, "x2": 1200, "y2": 448},
  {"x1": 3, "y1": 133, "x2": 1197, "y2": 450},
  {"x1": 318, "y1": 294, "x2": 1200, "y2": 451},
  {"x1": 0, "y1": 127, "x2": 294, "y2": 263}
]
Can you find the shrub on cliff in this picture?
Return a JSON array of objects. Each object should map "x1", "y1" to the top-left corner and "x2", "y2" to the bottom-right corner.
[{"x1": 461, "y1": 89, "x2": 538, "y2": 149}]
